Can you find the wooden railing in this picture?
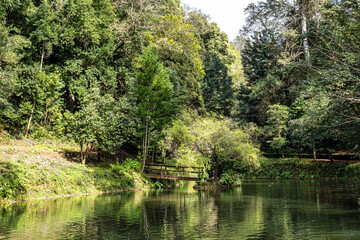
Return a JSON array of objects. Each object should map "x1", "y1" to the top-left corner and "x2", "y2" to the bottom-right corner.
[{"x1": 144, "y1": 163, "x2": 204, "y2": 181}]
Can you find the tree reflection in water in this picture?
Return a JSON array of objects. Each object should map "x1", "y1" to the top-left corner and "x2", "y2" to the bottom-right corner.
[{"x1": 1, "y1": 180, "x2": 360, "y2": 239}]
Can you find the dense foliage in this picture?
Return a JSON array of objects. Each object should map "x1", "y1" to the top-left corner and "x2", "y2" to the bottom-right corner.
[
  {"x1": 235, "y1": 0, "x2": 360, "y2": 158},
  {"x1": 0, "y1": 0, "x2": 250, "y2": 171},
  {"x1": 1, "y1": 0, "x2": 359, "y2": 178},
  {"x1": 160, "y1": 113, "x2": 260, "y2": 178}
]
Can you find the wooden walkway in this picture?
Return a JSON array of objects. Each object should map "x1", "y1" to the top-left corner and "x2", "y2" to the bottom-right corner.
[{"x1": 144, "y1": 163, "x2": 203, "y2": 181}]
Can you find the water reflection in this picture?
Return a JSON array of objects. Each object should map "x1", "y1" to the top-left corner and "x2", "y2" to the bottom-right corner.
[{"x1": 1, "y1": 180, "x2": 360, "y2": 239}]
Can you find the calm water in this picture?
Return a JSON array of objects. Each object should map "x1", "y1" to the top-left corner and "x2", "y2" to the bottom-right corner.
[{"x1": 1, "y1": 179, "x2": 360, "y2": 239}]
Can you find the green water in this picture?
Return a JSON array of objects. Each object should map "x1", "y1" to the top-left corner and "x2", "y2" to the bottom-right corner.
[{"x1": 1, "y1": 179, "x2": 360, "y2": 239}]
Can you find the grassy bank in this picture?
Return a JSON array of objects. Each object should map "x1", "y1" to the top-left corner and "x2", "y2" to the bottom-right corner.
[
  {"x1": 233, "y1": 158, "x2": 360, "y2": 179},
  {"x1": 3, "y1": 139, "x2": 360, "y2": 204},
  {"x1": 0, "y1": 140, "x2": 153, "y2": 203}
]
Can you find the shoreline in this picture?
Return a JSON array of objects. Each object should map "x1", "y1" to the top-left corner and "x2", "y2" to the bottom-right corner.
[
  {"x1": 234, "y1": 158, "x2": 360, "y2": 179},
  {"x1": 240, "y1": 177, "x2": 360, "y2": 180},
  {"x1": 6, "y1": 183, "x2": 183, "y2": 204},
  {"x1": 2, "y1": 143, "x2": 360, "y2": 204}
]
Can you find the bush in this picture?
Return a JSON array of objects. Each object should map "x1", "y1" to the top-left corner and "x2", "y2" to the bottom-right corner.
[
  {"x1": 111, "y1": 159, "x2": 141, "y2": 175},
  {"x1": 154, "y1": 181, "x2": 163, "y2": 189},
  {"x1": 236, "y1": 158, "x2": 360, "y2": 179},
  {"x1": 110, "y1": 162, "x2": 126, "y2": 176},
  {"x1": 30, "y1": 126, "x2": 50, "y2": 141},
  {"x1": 122, "y1": 158, "x2": 142, "y2": 172},
  {"x1": 110, "y1": 160, "x2": 142, "y2": 189},
  {"x1": 0, "y1": 162, "x2": 28, "y2": 199},
  {"x1": 220, "y1": 170, "x2": 241, "y2": 187},
  {"x1": 161, "y1": 114, "x2": 260, "y2": 174},
  {"x1": 0, "y1": 131, "x2": 13, "y2": 144}
]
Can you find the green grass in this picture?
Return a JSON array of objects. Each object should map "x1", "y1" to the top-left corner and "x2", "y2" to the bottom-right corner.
[
  {"x1": 0, "y1": 159, "x2": 153, "y2": 203},
  {"x1": 234, "y1": 157, "x2": 360, "y2": 179},
  {"x1": 0, "y1": 138, "x2": 153, "y2": 203},
  {"x1": 0, "y1": 132, "x2": 79, "y2": 152}
]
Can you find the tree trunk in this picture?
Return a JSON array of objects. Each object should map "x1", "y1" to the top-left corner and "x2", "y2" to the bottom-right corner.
[
  {"x1": 83, "y1": 143, "x2": 91, "y2": 165},
  {"x1": 214, "y1": 165, "x2": 219, "y2": 181},
  {"x1": 68, "y1": 93, "x2": 75, "y2": 113},
  {"x1": 141, "y1": 117, "x2": 149, "y2": 172},
  {"x1": 97, "y1": 148, "x2": 101, "y2": 162},
  {"x1": 214, "y1": 156, "x2": 219, "y2": 180},
  {"x1": 300, "y1": 0, "x2": 311, "y2": 65},
  {"x1": 25, "y1": 43, "x2": 44, "y2": 139},
  {"x1": 40, "y1": 44, "x2": 45, "y2": 72},
  {"x1": 151, "y1": 147, "x2": 155, "y2": 162},
  {"x1": 313, "y1": 148, "x2": 316, "y2": 160},
  {"x1": 80, "y1": 143, "x2": 84, "y2": 165},
  {"x1": 24, "y1": 101, "x2": 36, "y2": 138},
  {"x1": 329, "y1": 152, "x2": 334, "y2": 162}
]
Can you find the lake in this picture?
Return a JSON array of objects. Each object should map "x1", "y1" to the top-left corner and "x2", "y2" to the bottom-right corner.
[{"x1": 1, "y1": 179, "x2": 360, "y2": 239}]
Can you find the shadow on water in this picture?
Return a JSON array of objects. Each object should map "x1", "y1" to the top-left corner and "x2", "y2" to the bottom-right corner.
[{"x1": 1, "y1": 180, "x2": 360, "y2": 239}]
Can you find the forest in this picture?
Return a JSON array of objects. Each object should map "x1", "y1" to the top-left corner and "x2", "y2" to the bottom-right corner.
[{"x1": 0, "y1": 0, "x2": 359, "y2": 175}]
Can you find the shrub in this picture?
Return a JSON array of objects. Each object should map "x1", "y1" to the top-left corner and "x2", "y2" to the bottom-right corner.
[
  {"x1": 220, "y1": 170, "x2": 241, "y2": 187},
  {"x1": 154, "y1": 181, "x2": 163, "y2": 189},
  {"x1": 110, "y1": 160, "x2": 142, "y2": 189},
  {"x1": 0, "y1": 163, "x2": 28, "y2": 199},
  {"x1": 161, "y1": 114, "x2": 260, "y2": 178},
  {"x1": 122, "y1": 158, "x2": 142, "y2": 172}
]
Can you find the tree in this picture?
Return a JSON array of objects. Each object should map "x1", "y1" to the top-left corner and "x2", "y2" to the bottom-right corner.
[
  {"x1": 186, "y1": 11, "x2": 238, "y2": 116},
  {"x1": 161, "y1": 114, "x2": 260, "y2": 179},
  {"x1": 266, "y1": 104, "x2": 290, "y2": 158},
  {"x1": 1, "y1": 0, "x2": 121, "y2": 137},
  {"x1": 201, "y1": 52, "x2": 234, "y2": 116},
  {"x1": 289, "y1": 94, "x2": 343, "y2": 160},
  {"x1": 0, "y1": 22, "x2": 29, "y2": 131},
  {"x1": 292, "y1": 0, "x2": 360, "y2": 154},
  {"x1": 299, "y1": 0, "x2": 311, "y2": 65},
  {"x1": 131, "y1": 45, "x2": 176, "y2": 171},
  {"x1": 239, "y1": 30, "x2": 286, "y2": 124},
  {"x1": 71, "y1": 91, "x2": 136, "y2": 165},
  {"x1": 150, "y1": 14, "x2": 205, "y2": 112}
]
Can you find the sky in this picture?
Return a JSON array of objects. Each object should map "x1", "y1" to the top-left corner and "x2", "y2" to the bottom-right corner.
[{"x1": 181, "y1": 0, "x2": 260, "y2": 41}]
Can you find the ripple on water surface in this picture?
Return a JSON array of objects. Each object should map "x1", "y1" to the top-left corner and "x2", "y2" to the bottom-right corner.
[{"x1": 1, "y1": 180, "x2": 360, "y2": 239}]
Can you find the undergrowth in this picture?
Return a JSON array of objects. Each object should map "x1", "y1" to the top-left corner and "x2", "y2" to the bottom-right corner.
[
  {"x1": 220, "y1": 170, "x2": 242, "y2": 187},
  {"x1": 0, "y1": 158, "x2": 152, "y2": 203},
  {"x1": 232, "y1": 158, "x2": 360, "y2": 179}
]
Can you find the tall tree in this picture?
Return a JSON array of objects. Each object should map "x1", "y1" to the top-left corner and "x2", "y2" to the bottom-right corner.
[
  {"x1": 186, "y1": 11, "x2": 237, "y2": 116},
  {"x1": 296, "y1": 0, "x2": 360, "y2": 152},
  {"x1": 71, "y1": 91, "x2": 136, "y2": 165},
  {"x1": 201, "y1": 53, "x2": 233, "y2": 116},
  {"x1": 239, "y1": 30, "x2": 286, "y2": 124},
  {"x1": 299, "y1": 0, "x2": 311, "y2": 65},
  {"x1": 150, "y1": 14, "x2": 205, "y2": 112},
  {"x1": 131, "y1": 45, "x2": 176, "y2": 171},
  {"x1": 266, "y1": 104, "x2": 290, "y2": 158},
  {"x1": 0, "y1": 22, "x2": 29, "y2": 131}
]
